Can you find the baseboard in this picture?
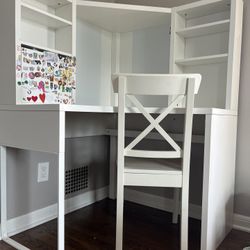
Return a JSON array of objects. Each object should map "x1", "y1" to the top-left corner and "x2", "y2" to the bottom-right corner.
[
  {"x1": 233, "y1": 213, "x2": 250, "y2": 233},
  {"x1": 2, "y1": 187, "x2": 250, "y2": 239},
  {"x1": 124, "y1": 188, "x2": 202, "y2": 220},
  {"x1": 4, "y1": 186, "x2": 109, "y2": 238},
  {"x1": 126, "y1": 189, "x2": 250, "y2": 233}
]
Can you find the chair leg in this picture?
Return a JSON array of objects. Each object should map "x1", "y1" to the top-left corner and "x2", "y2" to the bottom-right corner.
[
  {"x1": 181, "y1": 188, "x2": 189, "y2": 250},
  {"x1": 116, "y1": 184, "x2": 124, "y2": 250},
  {"x1": 172, "y1": 188, "x2": 180, "y2": 224}
]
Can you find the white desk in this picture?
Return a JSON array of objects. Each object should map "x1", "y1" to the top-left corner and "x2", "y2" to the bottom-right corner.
[{"x1": 0, "y1": 104, "x2": 238, "y2": 250}]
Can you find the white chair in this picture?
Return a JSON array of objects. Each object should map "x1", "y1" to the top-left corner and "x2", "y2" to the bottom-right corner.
[{"x1": 113, "y1": 73, "x2": 201, "y2": 250}]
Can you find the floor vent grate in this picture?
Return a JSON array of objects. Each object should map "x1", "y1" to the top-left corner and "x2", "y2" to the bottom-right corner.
[{"x1": 65, "y1": 166, "x2": 88, "y2": 195}]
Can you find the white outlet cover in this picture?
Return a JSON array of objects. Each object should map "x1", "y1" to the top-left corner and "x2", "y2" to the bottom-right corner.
[{"x1": 37, "y1": 162, "x2": 49, "y2": 183}]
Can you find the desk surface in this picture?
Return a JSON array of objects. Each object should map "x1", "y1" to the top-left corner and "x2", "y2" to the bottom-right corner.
[{"x1": 0, "y1": 104, "x2": 238, "y2": 116}]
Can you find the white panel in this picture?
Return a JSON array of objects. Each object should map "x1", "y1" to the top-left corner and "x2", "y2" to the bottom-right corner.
[
  {"x1": 132, "y1": 24, "x2": 170, "y2": 73},
  {"x1": 75, "y1": 19, "x2": 112, "y2": 105},
  {"x1": 55, "y1": 26, "x2": 72, "y2": 53},
  {"x1": 100, "y1": 30, "x2": 113, "y2": 105},
  {"x1": 201, "y1": 114, "x2": 237, "y2": 250},
  {"x1": 119, "y1": 32, "x2": 133, "y2": 73},
  {"x1": 186, "y1": 10, "x2": 230, "y2": 27},
  {"x1": 75, "y1": 19, "x2": 102, "y2": 105},
  {"x1": 184, "y1": 63, "x2": 227, "y2": 108},
  {"x1": 185, "y1": 32, "x2": 229, "y2": 58},
  {"x1": 77, "y1": 0, "x2": 171, "y2": 32},
  {"x1": 0, "y1": 111, "x2": 61, "y2": 153},
  {"x1": 21, "y1": 19, "x2": 56, "y2": 49}
]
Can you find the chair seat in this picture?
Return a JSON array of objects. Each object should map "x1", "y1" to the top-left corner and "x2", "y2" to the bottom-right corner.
[
  {"x1": 125, "y1": 157, "x2": 182, "y2": 175},
  {"x1": 124, "y1": 157, "x2": 183, "y2": 187}
]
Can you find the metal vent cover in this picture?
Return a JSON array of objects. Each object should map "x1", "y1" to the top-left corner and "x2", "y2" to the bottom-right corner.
[{"x1": 65, "y1": 166, "x2": 88, "y2": 195}]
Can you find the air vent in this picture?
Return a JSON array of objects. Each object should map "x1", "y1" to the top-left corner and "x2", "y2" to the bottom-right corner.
[{"x1": 65, "y1": 166, "x2": 88, "y2": 195}]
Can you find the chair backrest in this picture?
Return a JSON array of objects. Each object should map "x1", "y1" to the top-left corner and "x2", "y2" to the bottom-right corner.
[{"x1": 113, "y1": 73, "x2": 201, "y2": 160}]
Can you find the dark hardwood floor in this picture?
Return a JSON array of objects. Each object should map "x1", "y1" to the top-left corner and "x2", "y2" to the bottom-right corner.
[{"x1": 0, "y1": 199, "x2": 249, "y2": 249}]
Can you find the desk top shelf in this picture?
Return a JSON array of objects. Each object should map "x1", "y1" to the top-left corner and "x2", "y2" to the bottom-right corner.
[{"x1": 0, "y1": 104, "x2": 238, "y2": 116}]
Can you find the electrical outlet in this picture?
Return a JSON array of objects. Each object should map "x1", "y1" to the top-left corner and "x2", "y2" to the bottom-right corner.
[{"x1": 37, "y1": 162, "x2": 49, "y2": 183}]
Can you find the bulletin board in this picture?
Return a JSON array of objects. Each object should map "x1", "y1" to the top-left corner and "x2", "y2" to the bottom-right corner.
[{"x1": 16, "y1": 44, "x2": 76, "y2": 104}]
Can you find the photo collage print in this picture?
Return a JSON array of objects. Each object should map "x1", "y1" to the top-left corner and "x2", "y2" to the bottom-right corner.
[{"x1": 16, "y1": 44, "x2": 76, "y2": 104}]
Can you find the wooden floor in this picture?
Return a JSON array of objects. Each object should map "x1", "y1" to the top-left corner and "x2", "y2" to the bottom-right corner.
[{"x1": 0, "y1": 199, "x2": 249, "y2": 249}]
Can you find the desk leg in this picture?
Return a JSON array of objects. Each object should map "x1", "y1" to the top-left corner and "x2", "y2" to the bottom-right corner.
[
  {"x1": 109, "y1": 136, "x2": 117, "y2": 199},
  {"x1": 58, "y1": 152, "x2": 65, "y2": 250},
  {"x1": 0, "y1": 146, "x2": 30, "y2": 250},
  {"x1": 1, "y1": 146, "x2": 7, "y2": 239}
]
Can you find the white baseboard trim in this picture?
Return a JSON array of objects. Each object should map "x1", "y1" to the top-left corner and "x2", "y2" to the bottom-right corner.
[
  {"x1": 233, "y1": 213, "x2": 250, "y2": 233},
  {"x1": 124, "y1": 188, "x2": 202, "y2": 220},
  {"x1": 2, "y1": 186, "x2": 250, "y2": 240},
  {"x1": 4, "y1": 186, "x2": 109, "y2": 238},
  {"x1": 125, "y1": 189, "x2": 250, "y2": 233}
]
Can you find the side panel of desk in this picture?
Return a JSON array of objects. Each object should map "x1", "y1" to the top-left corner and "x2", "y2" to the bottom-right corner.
[
  {"x1": 201, "y1": 114, "x2": 237, "y2": 250},
  {"x1": 0, "y1": 110, "x2": 62, "y2": 154}
]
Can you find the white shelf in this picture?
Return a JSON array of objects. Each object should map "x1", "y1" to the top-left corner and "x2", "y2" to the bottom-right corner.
[
  {"x1": 35, "y1": 0, "x2": 72, "y2": 9},
  {"x1": 20, "y1": 41, "x2": 73, "y2": 57},
  {"x1": 176, "y1": 0, "x2": 230, "y2": 19},
  {"x1": 21, "y1": 2, "x2": 72, "y2": 29},
  {"x1": 77, "y1": 0, "x2": 171, "y2": 32},
  {"x1": 175, "y1": 54, "x2": 228, "y2": 66},
  {"x1": 176, "y1": 20, "x2": 230, "y2": 38}
]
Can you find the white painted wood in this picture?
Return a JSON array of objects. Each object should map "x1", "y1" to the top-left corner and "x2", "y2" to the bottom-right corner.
[
  {"x1": 112, "y1": 74, "x2": 201, "y2": 95},
  {"x1": 20, "y1": 0, "x2": 74, "y2": 56},
  {"x1": 170, "y1": 0, "x2": 243, "y2": 110},
  {"x1": 181, "y1": 78, "x2": 195, "y2": 250},
  {"x1": 58, "y1": 111, "x2": 65, "y2": 250},
  {"x1": 0, "y1": 104, "x2": 238, "y2": 115},
  {"x1": 201, "y1": 114, "x2": 237, "y2": 250},
  {"x1": 105, "y1": 129, "x2": 205, "y2": 144},
  {"x1": 116, "y1": 76, "x2": 126, "y2": 250},
  {"x1": 0, "y1": 110, "x2": 61, "y2": 154},
  {"x1": 34, "y1": 0, "x2": 72, "y2": 8},
  {"x1": 176, "y1": 19, "x2": 230, "y2": 38},
  {"x1": 115, "y1": 74, "x2": 200, "y2": 250},
  {"x1": 1, "y1": 146, "x2": 7, "y2": 239},
  {"x1": 21, "y1": 2, "x2": 72, "y2": 29},
  {"x1": 175, "y1": 54, "x2": 228, "y2": 66},
  {"x1": 77, "y1": 0, "x2": 171, "y2": 32},
  {"x1": 226, "y1": 0, "x2": 244, "y2": 110}
]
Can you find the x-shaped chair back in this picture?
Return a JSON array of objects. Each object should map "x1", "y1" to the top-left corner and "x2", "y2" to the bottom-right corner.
[{"x1": 113, "y1": 74, "x2": 201, "y2": 159}]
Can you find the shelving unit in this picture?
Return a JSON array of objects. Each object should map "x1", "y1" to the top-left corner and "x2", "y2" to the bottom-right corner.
[
  {"x1": 169, "y1": 0, "x2": 242, "y2": 110},
  {"x1": 19, "y1": 0, "x2": 75, "y2": 56}
]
